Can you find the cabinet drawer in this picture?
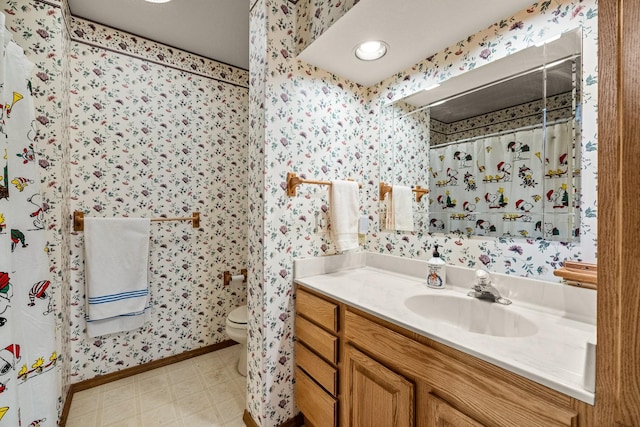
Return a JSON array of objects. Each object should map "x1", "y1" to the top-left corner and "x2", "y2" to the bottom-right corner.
[
  {"x1": 296, "y1": 342, "x2": 338, "y2": 396},
  {"x1": 296, "y1": 367, "x2": 337, "y2": 427},
  {"x1": 296, "y1": 315, "x2": 339, "y2": 364},
  {"x1": 297, "y1": 287, "x2": 339, "y2": 333}
]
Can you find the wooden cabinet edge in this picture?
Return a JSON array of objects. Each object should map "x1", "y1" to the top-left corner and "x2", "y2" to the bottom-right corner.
[{"x1": 571, "y1": 397, "x2": 595, "y2": 427}]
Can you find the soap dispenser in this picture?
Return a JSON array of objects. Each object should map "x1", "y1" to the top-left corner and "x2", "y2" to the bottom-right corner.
[{"x1": 426, "y1": 244, "x2": 446, "y2": 289}]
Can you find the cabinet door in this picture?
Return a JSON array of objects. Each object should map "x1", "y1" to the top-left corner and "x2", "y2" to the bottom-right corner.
[
  {"x1": 426, "y1": 393, "x2": 484, "y2": 427},
  {"x1": 344, "y1": 345, "x2": 414, "y2": 427}
]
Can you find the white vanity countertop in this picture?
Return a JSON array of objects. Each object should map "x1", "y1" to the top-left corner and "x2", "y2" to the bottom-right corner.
[{"x1": 294, "y1": 252, "x2": 596, "y2": 404}]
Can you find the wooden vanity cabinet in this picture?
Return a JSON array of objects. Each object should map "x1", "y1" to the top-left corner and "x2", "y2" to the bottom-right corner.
[
  {"x1": 294, "y1": 284, "x2": 594, "y2": 427},
  {"x1": 295, "y1": 287, "x2": 341, "y2": 427},
  {"x1": 344, "y1": 308, "x2": 588, "y2": 427}
]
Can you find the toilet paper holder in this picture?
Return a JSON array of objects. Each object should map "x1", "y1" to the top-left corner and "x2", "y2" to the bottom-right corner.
[{"x1": 223, "y1": 269, "x2": 248, "y2": 286}]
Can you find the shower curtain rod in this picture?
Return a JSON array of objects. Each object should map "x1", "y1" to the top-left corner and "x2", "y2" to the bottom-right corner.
[
  {"x1": 430, "y1": 116, "x2": 575, "y2": 149},
  {"x1": 73, "y1": 210, "x2": 200, "y2": 231}
]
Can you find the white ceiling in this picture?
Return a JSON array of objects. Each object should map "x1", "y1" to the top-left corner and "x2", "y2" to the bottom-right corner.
[
  {"x1": 68, "y1": 0, "x2": 538, "y2": 85},
  {"x1": 298, "y1": 0, "x2": 538, "y2": 87},
  {"x1": 67, "y1": 0, "x2": 250, "y2": 70}
]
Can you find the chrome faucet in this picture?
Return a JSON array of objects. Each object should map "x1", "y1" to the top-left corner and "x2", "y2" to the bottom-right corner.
[{"x1": 467, "y1": 270, "x2": 512, "y2": 305}]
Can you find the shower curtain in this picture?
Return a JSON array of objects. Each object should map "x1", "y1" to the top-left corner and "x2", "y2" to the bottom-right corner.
[
  {"x1": 0, "y1": 13, "x2": 61, "y2": 426},
  {"x1": 429, "y1": 121, "x2": 574, "y2": 240}
]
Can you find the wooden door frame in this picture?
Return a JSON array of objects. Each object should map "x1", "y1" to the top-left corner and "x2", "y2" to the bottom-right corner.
[{"x1": 597, "y1": 1, "x2": 640, "y2": 425}]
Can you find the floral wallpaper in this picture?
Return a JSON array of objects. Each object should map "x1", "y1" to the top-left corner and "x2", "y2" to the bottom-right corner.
[
  {"x1": 248, "y1": 0, "x2": 267, "y2": 423},
  {"x1": 66, "y1": 19, "x2": 249, "y2": 381},
  {"x1": 249, "y1": 0, "x2": 597, "y2": 425},
  {"x1": 59, "y1": 0, "x2": 72, "y2": 403},
  {"x1": 295, "y1": 0, "x2": 360, "y2": 55},
  {"x1": 250, "y1": 0, "x2": 374, "y2": 423},
  {"x1": 378, "y1": 101, "x2": 430, "y2": 232},
  {"x1": 69, "y1": 17, "x2": 248, "y2": 88}
]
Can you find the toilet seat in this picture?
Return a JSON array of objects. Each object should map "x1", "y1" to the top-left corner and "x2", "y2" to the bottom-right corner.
[{"x1": 226, "y1": 305, "x2": 247, "y2": 329}]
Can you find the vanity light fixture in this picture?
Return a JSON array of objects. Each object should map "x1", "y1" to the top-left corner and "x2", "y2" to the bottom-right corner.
[
  {"x1": 145, "y1": 0, "x2": 171, "y2": 3},
  {"x1": 534, "y1": 33, "x2": 562, "y2": 47},
  {"x1": 354, "y1": 40, "x2": 388, "y2": 61},
  {"x1": 423, "y1": 83, "x2": 441, "y2": 92}
]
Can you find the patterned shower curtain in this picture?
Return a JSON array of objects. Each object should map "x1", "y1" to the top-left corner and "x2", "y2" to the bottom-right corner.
[
  {"x1": 429, "y1": 121, "x2": 575, "y2": 241},
  {"x1": 0, "y1": 13, "x2": 61, "y2": 427}
]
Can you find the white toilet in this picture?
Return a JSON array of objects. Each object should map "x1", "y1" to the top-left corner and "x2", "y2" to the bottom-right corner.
[{"x1": 225, "y1": 305, "x2": 248, "y2": 376}]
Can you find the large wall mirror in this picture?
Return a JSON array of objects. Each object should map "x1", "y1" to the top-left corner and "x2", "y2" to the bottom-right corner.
[{"x1": 380, "y1": 28, "x2": 583, "y2": 242}]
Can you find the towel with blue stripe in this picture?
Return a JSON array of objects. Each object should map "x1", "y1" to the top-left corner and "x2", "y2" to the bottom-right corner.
[{"x1": 84, "y1": 217, "x2": 151, "y2": 337}]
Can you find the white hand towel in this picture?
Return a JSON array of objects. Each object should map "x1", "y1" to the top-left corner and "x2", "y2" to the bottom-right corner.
[
  {"x1": 329, "y1": 180, "x2": 360, "y2": 252},
  {"x1": 84, "y1": 217, "x2": 151, "y2": 337},
  {"x1": 392, "y1": 185, "x2": 415, "y2": 232}
]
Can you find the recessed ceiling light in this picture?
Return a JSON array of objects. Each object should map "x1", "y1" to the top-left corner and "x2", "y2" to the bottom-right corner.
[{"x1": 354, "y1": 40, "x2": 388, "y2": 61}]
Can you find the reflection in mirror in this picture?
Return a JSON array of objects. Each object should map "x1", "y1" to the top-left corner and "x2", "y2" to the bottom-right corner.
[
  {"x1": 379, "y1": 102, "x2": 430, "y2": 233},
  {"x1": 380, "y1": 28, "x2": 582, "y2": 242}
]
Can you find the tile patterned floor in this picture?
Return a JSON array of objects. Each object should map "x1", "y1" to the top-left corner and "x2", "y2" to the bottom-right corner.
[{"x1": 65, "y1": 345, "x2": 246, "y2": 427}]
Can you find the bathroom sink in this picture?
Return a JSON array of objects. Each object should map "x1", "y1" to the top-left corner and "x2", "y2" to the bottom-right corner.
[{"x1": 404, "y1": 294, "x2": 538, "y2": 338}]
